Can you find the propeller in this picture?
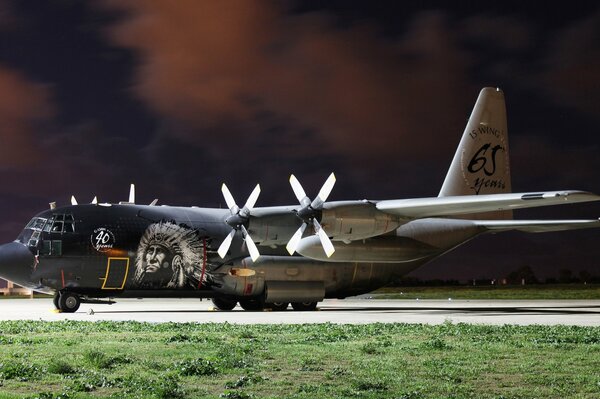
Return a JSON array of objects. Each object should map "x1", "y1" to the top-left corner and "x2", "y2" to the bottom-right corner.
[
  {"x1": 217, "y1": 183, "x2": 261, "y2": 262},
  {"x1": 286, "y1": 173, "x2": 336, "y2": 257}
]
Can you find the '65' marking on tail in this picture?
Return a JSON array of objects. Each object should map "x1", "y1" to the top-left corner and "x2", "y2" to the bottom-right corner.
[
  {"x1": 467, "y1": 143, "x2": 507, "y2": 194},
  {"x1": 468, "y1": 143, "x2": 504, "y2": 176}
]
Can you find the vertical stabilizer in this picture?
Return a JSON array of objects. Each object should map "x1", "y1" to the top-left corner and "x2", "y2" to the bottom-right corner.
[{"x1": 439, "y1": 87, "x2": 512, "y2": 219}]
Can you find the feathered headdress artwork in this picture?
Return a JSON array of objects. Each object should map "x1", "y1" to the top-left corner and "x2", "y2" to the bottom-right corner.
[{"x1": 133, "y1": 222, "x2": 206, "y2": 288}]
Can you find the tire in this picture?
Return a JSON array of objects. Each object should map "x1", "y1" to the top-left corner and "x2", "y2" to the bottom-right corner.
[
  {"x1": 58, "y1": 292, "x2": 81, "y2": 313},
  {"x1": 266, "y1": 302, "x2": 289, "y2": 311},
  {"x1": 291, "y1": 301, "x2": 318, "y2": 311},
  {"x1": 52, "y1": 292, "x2": 60, "y2": 310},
  {"x1": 239, "y1": 298, "x2": 264, "y2": 311},
  {"x1": 212, "y1": 297, "x2": 237, "y2": 311}
]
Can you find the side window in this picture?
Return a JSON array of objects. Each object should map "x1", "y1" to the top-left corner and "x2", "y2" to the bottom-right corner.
[
  {"x1": 64, "y1": 214, "x2": 75, "y2": 233},
  {"x1": 41, "y1": 240, "x2": 62, "y2": 256},
  {"x1": 51, "y1": 240, "x2": 62, "y2": 256}
]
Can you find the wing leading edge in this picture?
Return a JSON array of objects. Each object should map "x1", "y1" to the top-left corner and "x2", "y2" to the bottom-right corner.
[{"x1": 375, "y1": 190, "x2": 600, "y2": 219}]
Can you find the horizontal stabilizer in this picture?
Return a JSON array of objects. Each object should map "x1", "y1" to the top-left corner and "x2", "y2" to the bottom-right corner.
[
  {"x1": 475, "y1": 219, "x2": 600, "y2": 233},
  {"x1": 376, "y1": 190, "x2": 600, "y2": 219}
]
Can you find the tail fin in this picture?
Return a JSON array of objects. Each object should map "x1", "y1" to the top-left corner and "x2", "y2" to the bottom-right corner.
[{"x1": 439, "y1": 87, "x2": 512, "y2": 219}]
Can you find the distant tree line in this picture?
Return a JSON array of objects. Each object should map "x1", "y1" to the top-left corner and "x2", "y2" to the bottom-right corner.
[{"x1": 391, "y1": 266, "x2": 600, "y2": 286}]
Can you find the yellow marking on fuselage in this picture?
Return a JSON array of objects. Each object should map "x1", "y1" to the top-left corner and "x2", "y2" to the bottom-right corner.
[{"x1": 101, "y1": 257, "x2": 130, "y2": 290}]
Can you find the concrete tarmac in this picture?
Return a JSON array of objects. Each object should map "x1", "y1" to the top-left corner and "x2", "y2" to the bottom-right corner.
[{"x1": 1, "y1": 298, "x2": 599, "y2": 325}]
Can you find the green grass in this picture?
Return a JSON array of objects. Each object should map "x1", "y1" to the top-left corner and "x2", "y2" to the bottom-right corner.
[
  {"x1": 373, "y1": 284, "x2": 600, "y2": 300},
  {"x1": 0, "y1": 321, "x2": 598, "y2": 398}
]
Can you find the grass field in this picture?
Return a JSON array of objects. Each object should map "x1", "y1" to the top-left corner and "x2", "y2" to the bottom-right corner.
[
  {"x1": 0, "y1": 321, "x2": 598, "y2": 398},
  {"x1": 373, "y1": 284, "x2": 600, "y2": 300}
]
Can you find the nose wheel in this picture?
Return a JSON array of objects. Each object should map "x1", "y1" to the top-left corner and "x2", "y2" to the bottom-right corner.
[{"x1": 53, "y1": 291, "x2": 81, "y2": 313}]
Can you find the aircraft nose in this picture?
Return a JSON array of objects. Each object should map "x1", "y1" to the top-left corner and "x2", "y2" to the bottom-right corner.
[{"x1": 0, "y1": 241, "x2": 35, "y2": 285}]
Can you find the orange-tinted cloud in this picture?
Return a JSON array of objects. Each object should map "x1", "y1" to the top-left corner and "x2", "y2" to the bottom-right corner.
[
  {"x1": 0, "y1": 66, "x2": 53, "y2": 168},
  {"x1": 104, "y1": 2, "x2": 474, "y2": 163}
]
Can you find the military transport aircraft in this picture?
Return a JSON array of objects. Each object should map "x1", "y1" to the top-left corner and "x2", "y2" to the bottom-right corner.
[{"x1": 0, "y1": 88, "x2": 599, "y2": 313}]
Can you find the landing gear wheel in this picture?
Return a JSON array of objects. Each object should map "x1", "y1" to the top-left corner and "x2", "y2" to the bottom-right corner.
[
  {"x1": 291, "y1": 301, "x2": 318, "y2": 311},
  {"x1": 239, "y1": 299, "x2": 264, "y2": 311},
  {"x1": 212, "y1": 297, "x2": 237, "y2": 311},
  {"x1": 57, "y1": 292, "x2": 81, "y2": 313},
  {"x1": 52, "y1": 292, "x2": 60, "y2": 310},
  {"x1": 266, "y1": 302, "x2": 289, "y2": 311}
]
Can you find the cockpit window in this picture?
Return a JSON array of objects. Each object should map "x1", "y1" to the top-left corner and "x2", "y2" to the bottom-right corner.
[
  {"x1": 24, "y1": 218, "x2": 47, "y2": 247},
  {"x1": 51, "y1": 221, "x2": 64, "y2": 232},
  {"x1": 48, "y1": 214, "x2": 76, "y2": 234},
  {"x1": 26, "y1": 217, "x2": 48, "y2": 231},
  {"x1": 43, "y1": 217, "x2": 54, "y2": 232}
]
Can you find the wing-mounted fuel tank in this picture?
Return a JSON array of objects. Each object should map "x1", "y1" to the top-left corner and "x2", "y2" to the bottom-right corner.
[{"x1": 209, "y1": 256, "x2": 399, "y2": 301}]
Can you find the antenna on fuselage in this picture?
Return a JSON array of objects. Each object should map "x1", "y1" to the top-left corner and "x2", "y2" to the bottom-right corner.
[
  {"x1": 49, "y1": 202, "x2": 56, "y2": 210},
  {"x1": 71, "y1": 196, "x2": 78, "y2": 206},
  {"x1": 91, "y1": 196, "x2": 98, "y2": 204},
  {"x1": 129, "y1": 183, "x2": 135, "y2": 204},
  {"x1": 118, "y1": 183, "x2": 136, "y2": 205}
]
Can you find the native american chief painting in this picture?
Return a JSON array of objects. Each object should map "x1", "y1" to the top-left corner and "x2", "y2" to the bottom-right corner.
[{"x1": 133, "y1": 222, "x2": 206, "y2": 289}]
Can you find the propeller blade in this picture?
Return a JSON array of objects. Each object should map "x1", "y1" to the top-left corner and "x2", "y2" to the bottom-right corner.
[
  {"x1": 317, "y1": 172, "x2": 336, "y2": 202},
  {"x1": 241, "y1": 225, "x2": 260, "y2": 262},
  {"x1": 71, "y1": 196, "x2": 78, "y2": 206},
  {"x1": 91, "y1": 196, "x2": 98, "y2": 204},
  {"x1": 129, "y1": 183, "x2": 135, "y2": 204},
  {"x1": 313, "y1": 219, "x2": 335, "y2": 257},
  {"x1": 221, "y1": 184, "x2": 237, "y2": 211},
  {"x1": 311, "y1": 172, "x2": 336, "y2": 209},
  {"x1": 286, "y1": 223, "x2": 307, "y2": 255},
  {"x1": 289, "y1": 174, "x2": 308, "y2": 204},
  {"x1": 243, "y1": 184, "x2": 261, "y2": 210},
  {"x1": 217, "y1": 229, "x2": 235, "y2": 259}
]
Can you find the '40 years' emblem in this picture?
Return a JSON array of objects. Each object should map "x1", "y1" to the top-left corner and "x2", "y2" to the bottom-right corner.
[{"x1": 91, "y1": 227, "x2": 115, "y2": 252}]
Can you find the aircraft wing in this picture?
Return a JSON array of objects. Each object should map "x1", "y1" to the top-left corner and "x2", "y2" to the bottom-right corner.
[
  {"x1": 473, "y1": 219, "x2": 600, "y2": 233},
  {"x1": 375, "y1": 190, "x2": 600, "y2": 218}
]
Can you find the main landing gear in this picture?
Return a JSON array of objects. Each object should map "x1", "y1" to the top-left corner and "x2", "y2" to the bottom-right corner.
[
  {"x1": 53, "y1": 291, "x2": 81, "y2": 313},
  {"x1": 211, "y1": 297, "x2": 318, "y2": 312}
]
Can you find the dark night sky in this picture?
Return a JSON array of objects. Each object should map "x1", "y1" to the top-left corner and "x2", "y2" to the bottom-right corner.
[{"x1": 0, "y1": 1, "x2": 598, "y2": 280}]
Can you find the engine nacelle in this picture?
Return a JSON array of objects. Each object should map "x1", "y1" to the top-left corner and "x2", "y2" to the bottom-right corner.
[{"x1": 321, "y1": 201, "x2": 402, "y2": 241}]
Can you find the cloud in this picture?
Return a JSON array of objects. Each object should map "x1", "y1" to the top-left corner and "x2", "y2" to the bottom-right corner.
[
  {"x1": 103, "y1": 2, "x2": 474, "y2": 168},
  {"x1": 0, "y1": 66, "x2": 53, "y2": 168},
  {"x1": 539, "y1": 10, "x2": 600, "y2": 118}
]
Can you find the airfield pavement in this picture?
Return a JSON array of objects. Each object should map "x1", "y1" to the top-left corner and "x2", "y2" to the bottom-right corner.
[{"x1": 0, "y1": 298, "x2": 599, "y2": 325}]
